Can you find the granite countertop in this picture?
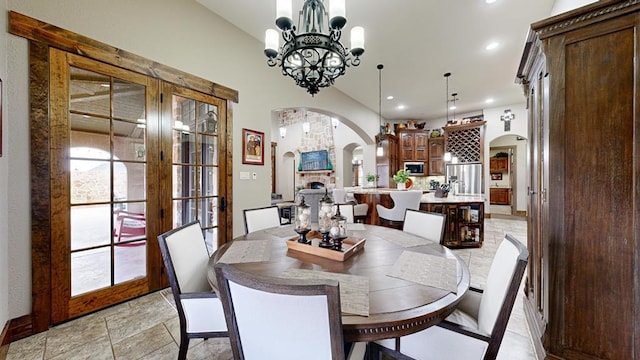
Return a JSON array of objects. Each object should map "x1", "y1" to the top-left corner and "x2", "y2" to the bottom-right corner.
[
  {"x1": 347, "y1": 187, "x2": 431, "y2": 194},
  {"x1": 345, "y1": 187, "x2": 484, "y2": 203},
  {"x1": 420, "y1": 193, "x2": 486, "y2": 204}
]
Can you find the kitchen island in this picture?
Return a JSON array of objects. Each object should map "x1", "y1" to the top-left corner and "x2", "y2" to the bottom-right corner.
[
  {"x1": 419, "y1": 193, "x2": 485, "y2": 248},
  {"x1": 349, "y1": 188, "x2": 485, "y2": 248}
]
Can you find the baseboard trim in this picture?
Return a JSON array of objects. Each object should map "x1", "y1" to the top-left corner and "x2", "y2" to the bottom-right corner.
[
  {"x1": 523, "y1": 295, "x2": 546, "y2": 360},
  {"x1": 0, "y1": 314, "x2": 34, "y2": 350},
  {"x1": 0, "y1": 320, "x2": 9, "y2": 360}
]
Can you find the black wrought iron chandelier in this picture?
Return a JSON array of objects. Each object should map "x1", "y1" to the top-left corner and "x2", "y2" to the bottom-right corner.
[{"x1": 264, "y1": 0, "x2": 365, "y2": 96}]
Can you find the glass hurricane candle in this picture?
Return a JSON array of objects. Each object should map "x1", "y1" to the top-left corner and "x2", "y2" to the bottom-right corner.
[{"x1": 318, "y1": 189, "x2": 334, "y2": 248}]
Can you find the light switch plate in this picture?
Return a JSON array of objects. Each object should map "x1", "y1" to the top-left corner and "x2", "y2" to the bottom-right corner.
[{"x1": 240, "y1": 171, "x2": 250, "y2": 180}]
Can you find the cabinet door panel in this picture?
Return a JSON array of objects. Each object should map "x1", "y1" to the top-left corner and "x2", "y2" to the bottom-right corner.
[{"x1": 414, "y1": 149, "x2": 428, "y2": 161}]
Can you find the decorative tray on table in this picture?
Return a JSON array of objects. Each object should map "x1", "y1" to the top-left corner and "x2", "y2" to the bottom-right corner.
[{"x1": 286, "y1": 230, "x2": 366, "y2": 262}]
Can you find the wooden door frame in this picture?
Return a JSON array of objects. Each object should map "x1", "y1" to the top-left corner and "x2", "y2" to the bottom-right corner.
[{"x1": 9, "y1": 11, "x2": 238, "y2": 337}]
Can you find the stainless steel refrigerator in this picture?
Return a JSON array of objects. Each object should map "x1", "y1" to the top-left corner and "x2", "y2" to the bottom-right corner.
[{"x1": 445, "y1": 163, "x2": 483, "y2": 195}]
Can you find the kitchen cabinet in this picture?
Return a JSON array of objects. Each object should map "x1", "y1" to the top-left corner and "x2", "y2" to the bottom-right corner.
[
  {"x1": 421, "y1": 200, "x2": 484, "y2": 248},
  {"x1": 489, "y1": 188, "x2": 510, "y2": 205},
  {"x1": 398, "y1": 129, "x2": 429, "y2": 163},
  {"x1": 517, "y1": 2, "x2": 640, "y2": 359},
  {"x1": 489, "y1": 157, "x2": 508, "y2": 172},
  {"x1": 443, "y1": 121, "x2": 486, "y2": 163},
  {"x1": 375, "y1": 134, "x2": 399, "y2": 188},
  {"x1": 428, "y1": 137, "x2": 445, "y2": 175}
]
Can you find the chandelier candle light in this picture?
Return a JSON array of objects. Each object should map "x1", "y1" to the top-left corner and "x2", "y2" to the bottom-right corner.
[{"x1": 264, "y1": 0, "x2": 365, "y2": 95}]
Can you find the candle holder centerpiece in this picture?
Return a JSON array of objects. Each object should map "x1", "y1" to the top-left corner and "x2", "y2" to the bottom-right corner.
[
  {"x1": 330, "y1": 206, "x2": 348, "y2": 251},
  {"x1": 318, "y1": 189, "x2": 334, "y2": 248},
  {"x1": 294, "y1": 195, "x2": 312, "y2": 244}
]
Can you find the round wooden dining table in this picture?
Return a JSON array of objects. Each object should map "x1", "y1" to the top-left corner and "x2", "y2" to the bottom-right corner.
[{"x1": 207, "y1": 224, "x2": 470, "y2": 342}]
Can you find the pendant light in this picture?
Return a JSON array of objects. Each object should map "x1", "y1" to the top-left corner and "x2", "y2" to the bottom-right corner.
[
  {"x1": 444, "y1": 72, "x2": 451, "y2": 124},
  {"x1": 264, "y1": 0, "x2": 365, "y2": 96},
  {"x1": 376, "y1": 64, "x2": 384, "y2": 157},
  {"x1": 443, "y1": 72, "x2": 453, "y2": 162}
]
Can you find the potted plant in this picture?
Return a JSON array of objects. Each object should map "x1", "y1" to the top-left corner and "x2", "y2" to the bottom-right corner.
[
  {"x1": 366, "y1": 173, "x2": 377, "y2": 188},
  {"x1": 393, "y1": 169, "x2": 410, "y2": 190}
]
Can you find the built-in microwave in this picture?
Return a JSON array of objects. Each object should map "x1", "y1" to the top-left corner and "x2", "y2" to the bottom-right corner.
[{"x1": 404, "y1": 162, "x2": 425, "y2": 176}]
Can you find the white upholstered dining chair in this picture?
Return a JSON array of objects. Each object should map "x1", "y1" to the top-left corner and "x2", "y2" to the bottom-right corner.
[
  {"x1": 403, "y1": 209, "x2": 446, "y2": 243},
  {"x1": 369, "y1": 233, "x2": 529, "y2": 360},
  {"x1": 214, "y1": 263, "x2": 366, "y2": 360},
  {"x1": 157, "y1": 221, "x2": 228, "y2": 360},
  {"x1": 332, "y1": 203, "x2": 355, "y2": 223},
  {"x1": 333, "y1": 188, "x2": 368, "y2": 222},
  {"x1": 243, "y1": 205, "x2": 282, "y2": 233},
  {"x1": 376, "y1": 190, "x2": 423, "y2": 227}
]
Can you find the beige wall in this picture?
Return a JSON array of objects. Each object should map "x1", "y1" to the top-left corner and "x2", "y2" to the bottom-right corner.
[
  {"x1": 484, "y1": 103, "x2": 528, "y2": 213},
  {"x1": 551, "y1": 0, "x2": 598, "y2": 15},
  {"x1": 3, "y1": 0, "x2": 380, "y2": 320},
  {"x1": 1, "y1": 0, "x2": 10, "y2": 331}
]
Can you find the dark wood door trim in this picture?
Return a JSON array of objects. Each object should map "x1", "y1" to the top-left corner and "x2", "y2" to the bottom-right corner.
[{"x1": 9, "y1": 10, "x2": 238, "y2": 338}]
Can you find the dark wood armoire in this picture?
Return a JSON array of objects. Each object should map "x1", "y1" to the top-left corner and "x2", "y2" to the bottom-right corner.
[{"x1": 518, "y1": 1, "x2": 640, "y2": 359}]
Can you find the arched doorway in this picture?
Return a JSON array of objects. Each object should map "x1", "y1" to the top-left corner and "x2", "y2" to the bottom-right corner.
[
  {"x1": 489, "y1": 134, "x2": 528, "y2": 217},
  {"x1": 272, "y1": 108, "x2": 373, "y2": 197}
]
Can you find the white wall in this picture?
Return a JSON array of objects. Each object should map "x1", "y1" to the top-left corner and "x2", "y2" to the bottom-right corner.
[
  {"x1": 1, "y1": 0, "x2": 10, "y2": 332},
  {"x1": 483, "y1": 103, "x2": 529, "y2": 213},
  {"x1": 4, "y1": 0, "x2": 379, "y2": 320},
  {"x1": 551, "y1": 0, "x2": 597, "y2": 16}
]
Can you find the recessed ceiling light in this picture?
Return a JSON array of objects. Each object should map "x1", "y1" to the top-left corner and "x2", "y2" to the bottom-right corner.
[
  {"x1": 449, "y1": 105, "x2": 457, "y2": 110},
  {"x1": 485, "y1": 42, "x2": 500, "y2": 51},
  {"x1": 485, "y1": 98, "x2": 494, "y2": 104},
  {"x1": 485, "y1": 0, "x2": 497, "y2": 4},
  {"x1": 386, "y1": 95, "x2": 394, "y2": 100},
  {"x1": 397, "y1": 104, "x2": 406, "y2": 110}
]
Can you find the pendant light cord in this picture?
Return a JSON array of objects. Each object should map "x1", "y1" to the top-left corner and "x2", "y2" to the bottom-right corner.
[
  {"x1": 444, "y1": 72, "x2": 451, "y2": 123},
  {"x1": 378, "y1": 64, "x2": 383, "y2": 135}
]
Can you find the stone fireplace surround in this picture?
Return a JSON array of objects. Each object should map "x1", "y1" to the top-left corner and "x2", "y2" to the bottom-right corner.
[{"x1": 307, "y1": 181, "x2": 325, "y2": 189}]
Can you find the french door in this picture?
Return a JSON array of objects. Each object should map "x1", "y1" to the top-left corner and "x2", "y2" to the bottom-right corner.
[
  {"x1": 49, "y1": 48, "x2": 229, "y2": 323},
  {"x1": 160, "y1": 83, "x2": 229, "y2": 254}
]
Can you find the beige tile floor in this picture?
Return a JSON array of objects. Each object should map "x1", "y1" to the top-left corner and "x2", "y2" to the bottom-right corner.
[
  {"x1": 7, "y1": 217, "x2": 534, "y2": 360},
  {"x1": 490, "y1": 204, "x2": 513, "y2": 215}
]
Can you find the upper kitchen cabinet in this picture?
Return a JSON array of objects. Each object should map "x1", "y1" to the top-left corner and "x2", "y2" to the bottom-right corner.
[
  {"x1": 517, "y1": 1, "x2": 640, "y2": 359},
  {"x1": 443, "y1": 121, "x2": 486, "y2": 164},
  {"x1": 489, "y1": 157, "x2": 508, "y2": 172},
  {"x1": 428, "y1": 137, "x2": 445, "y2": 175},
  {"x1": 375, "y1": 134, "x2": 399, "y2": 188},
  {"x1": 398, "y1": 129, "x2": 429, "y2": 163}
]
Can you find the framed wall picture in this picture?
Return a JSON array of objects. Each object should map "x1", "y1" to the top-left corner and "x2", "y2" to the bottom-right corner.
[
  {"x1": 242, "y1": 128, "x2": 264, "y2": 165},
  {"x1": 491, "y1": 173, "x2": 502, "y2": 180}
]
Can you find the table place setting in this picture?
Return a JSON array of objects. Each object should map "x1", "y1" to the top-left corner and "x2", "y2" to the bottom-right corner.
[
  {"x1": 388, "y1": 251, "x2": 458, "y2": 294},
  {"x1": 376, "y1": 226, "x2": 435, "y2": 248},
  {"x1": 281, "y1": 268, "x2": 370, "y2": 317},
  {"x1": 216, "y1": 240, "x2": 272, "y2": 264},
  {"x1": 263, "y1": 224, "x2": 296, "y2": 238}
]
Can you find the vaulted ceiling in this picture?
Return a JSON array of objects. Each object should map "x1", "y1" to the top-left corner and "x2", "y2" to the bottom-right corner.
[{"x1": 197, "y1": 0, "x2": 555, "y2": 121}]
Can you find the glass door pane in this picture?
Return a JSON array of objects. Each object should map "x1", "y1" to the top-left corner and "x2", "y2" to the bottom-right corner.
[
  {"x1": 68, "y1": 66, "x2": 148, "y2": 296},
  {"x1": 170, "y1": 94, "x2": 221, "y2": 253}
]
